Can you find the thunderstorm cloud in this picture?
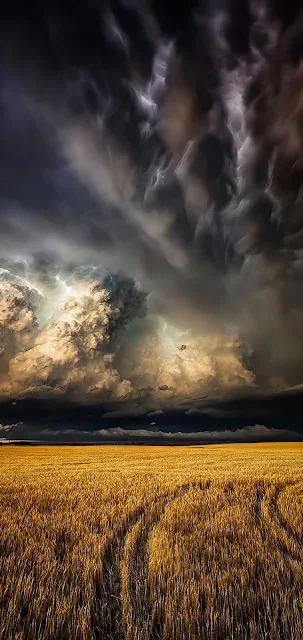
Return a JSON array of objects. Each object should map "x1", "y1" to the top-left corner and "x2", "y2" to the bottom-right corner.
[{"x1": 1, "y1": 0, "x2": 303, "y2": 436}]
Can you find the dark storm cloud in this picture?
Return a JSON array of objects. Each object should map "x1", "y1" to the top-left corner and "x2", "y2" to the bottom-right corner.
[
  {"x1": 0, "y1": 386, "x2": 303, "y2": 443},
  {"x1": 1, "y1": 0, "x2": 303, "y2": 431},
  {"x1": 0, "y1": 0, "x2": 234, "y2": 285}
]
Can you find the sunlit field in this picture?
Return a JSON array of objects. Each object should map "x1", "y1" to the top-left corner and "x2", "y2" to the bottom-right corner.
[{"x1": 0, "y1": 443, "x2": 303, "y2": 640}]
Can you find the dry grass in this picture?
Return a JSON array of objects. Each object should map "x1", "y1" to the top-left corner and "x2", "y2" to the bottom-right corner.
[{"x1": 0, "y1": 443, "x2": 302, "y2": 639}]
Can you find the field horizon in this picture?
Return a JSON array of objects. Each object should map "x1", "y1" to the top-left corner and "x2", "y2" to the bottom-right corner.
[{"x1": 1, "y1": 442, "x2": 303, "y2": 639}]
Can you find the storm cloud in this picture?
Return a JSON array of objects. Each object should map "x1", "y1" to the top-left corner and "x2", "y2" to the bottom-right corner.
[{"x1": 1, "y1": 0, "x2": 303, "y2": 418}]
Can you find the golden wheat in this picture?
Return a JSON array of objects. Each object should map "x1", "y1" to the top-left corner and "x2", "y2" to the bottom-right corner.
[{"x1": 0, "y1": 443, "x2": 302, "y2": 639}]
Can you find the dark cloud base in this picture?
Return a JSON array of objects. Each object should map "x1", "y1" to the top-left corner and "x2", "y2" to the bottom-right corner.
[{"x1": 1, "y1": 387, "x2": 303, "y2": 442}]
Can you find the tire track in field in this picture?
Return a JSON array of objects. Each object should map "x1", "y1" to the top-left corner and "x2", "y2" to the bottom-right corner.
[
  {"x1": 120, "y1": 481, "x2": 211, "y2": 640},
  {"x1": 271, "y1": 484, "x2": 303, "y2": 549},
  {"x1": 94, "y1": 498, "x2": 150, "y2": 640},
  {"x1": 120, "y1": 481, "x2": 264, "y2": 640},
  {"x1": 96, "y1": 481, "x2": 302, "y2": 640},
  {"x1": 261, "y1": 482, "x2": 303, "y2": 562},
  {"x1": 121, "y1": 481, "x2": 270, "y2": 640},
  {"x1": 95, "y1": 480, "x2": 208, "y2": 640}
]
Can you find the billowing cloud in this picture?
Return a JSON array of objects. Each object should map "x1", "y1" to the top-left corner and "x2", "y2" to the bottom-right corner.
[
  {"x1": 0, "y1": 272, "x2": 42, "y2": 377},
  {"x1": 0, "y1": 263, "x2": 254, "y2": 402},
  {"x1": 0, "y1": 267, "x2": 146, "y2": 400},
  {"x1": 6, "y1": 282, "x2": 129, "y2": 399},
  {"x1": 120, "y1": 325, "x2": 254, "y2": 402}
]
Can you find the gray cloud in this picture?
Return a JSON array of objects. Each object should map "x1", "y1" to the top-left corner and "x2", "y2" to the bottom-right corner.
[{"x1": 95, "y1": 424, "x2": 300, "y2": 442}]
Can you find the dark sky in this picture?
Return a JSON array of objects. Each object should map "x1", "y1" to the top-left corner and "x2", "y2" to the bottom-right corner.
[
  {"x1": 1, "y1": 0, "x2": 303, "y2": 441},
  {"x1": 0, "y1": 386, "x2": 303, "y2": 443}
]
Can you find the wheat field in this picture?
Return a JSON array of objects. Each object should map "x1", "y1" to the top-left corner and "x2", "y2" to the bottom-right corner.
[{"x1": 0, "y1": 443, "x2": 302, "y2": 640}]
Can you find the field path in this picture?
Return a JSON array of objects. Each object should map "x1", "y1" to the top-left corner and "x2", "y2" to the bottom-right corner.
[
  {"x1": 121, "y1": 481, "x2": 210, "y2": 640},
  {"x1": 98, "y1": 480, "x2": 209, "y2": 639},
  {"x1": 97, "y1": 479, "x2": 303, "y2": 640},
  {"x1": 261, "y1": 483, "x2": 303, "y2": 562}
]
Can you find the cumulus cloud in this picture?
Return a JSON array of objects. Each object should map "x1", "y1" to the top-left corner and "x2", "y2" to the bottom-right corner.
[
  {"x1": 0, "y1": 272, "x2": 43, "y2": 378},
  {"x1": 0, "y1": 263, "x2": 255, "y2": 403},
  {"x1": 120, "y1": 326, "x2": 254, "y2": 403},
  {"x1": 0, "y1": 267, "x2": 146, "y2": 400},
  {"x1": 6, "y1": 283, "x2": 127, "y2": 398}
]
